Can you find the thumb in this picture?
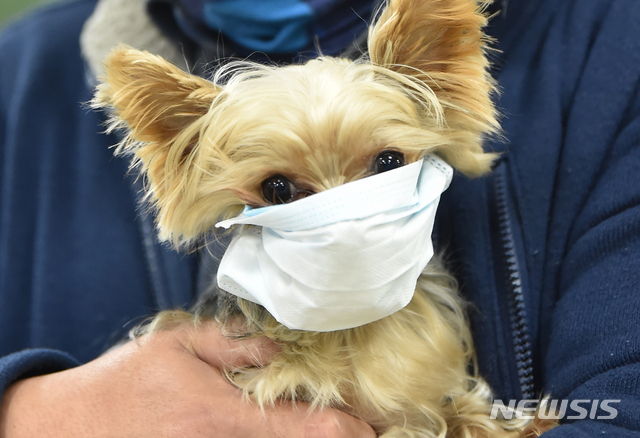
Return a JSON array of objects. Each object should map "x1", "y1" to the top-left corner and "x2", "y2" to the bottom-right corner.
[{"x1": 185, "y1": 321, "x2": 281, "y2": 370}]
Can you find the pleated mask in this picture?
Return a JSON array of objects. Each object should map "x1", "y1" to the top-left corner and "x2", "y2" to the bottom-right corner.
[{"x1": 215, "y1": 154, "x2": 453, "y2": 331}]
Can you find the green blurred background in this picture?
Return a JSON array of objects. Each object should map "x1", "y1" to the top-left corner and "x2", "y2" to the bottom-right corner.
[{"x1": 1, "y1": 0, "x2": 60, "y2": 29}]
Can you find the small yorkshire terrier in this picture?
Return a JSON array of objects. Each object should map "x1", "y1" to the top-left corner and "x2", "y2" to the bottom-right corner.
[{"x1": 94, "y1": 0, "x2": 556, "y2": 436}]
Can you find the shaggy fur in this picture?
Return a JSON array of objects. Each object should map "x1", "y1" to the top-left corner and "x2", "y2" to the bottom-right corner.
[{"x1": 94, "y1": 0, "x2": 556, "y2": 436}]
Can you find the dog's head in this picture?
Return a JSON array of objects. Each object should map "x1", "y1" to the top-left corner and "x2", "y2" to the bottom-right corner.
[{"x1": 95, "y1": 0, "x2": 498, "y2": 248}]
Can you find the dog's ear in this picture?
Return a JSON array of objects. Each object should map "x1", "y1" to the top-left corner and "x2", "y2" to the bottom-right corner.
[
  {"x1": 93, "y1": 46, "x2": 225, "y2": 247},
  {"x1": 94, "y1": 46, "x2": 219, "y2": 145},
  {"x1": 368, "y1": 0, "x2": 499, "y2": 175}
]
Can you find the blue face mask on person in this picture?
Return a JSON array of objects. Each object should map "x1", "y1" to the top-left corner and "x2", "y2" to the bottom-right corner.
[
  {"x1": 202, "y1": 0, "x2": 313, "y2": 53},
  {"x1": 149, "y1": 0, "x2": 376, "y2": 57}
]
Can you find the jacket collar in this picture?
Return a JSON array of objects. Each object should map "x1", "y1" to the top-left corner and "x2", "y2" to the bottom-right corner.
[
  {"x1": 80, "y1": 0, "x2": 510, "y2": 81},
  {"x1": 80, "y1": 0, "x2": 187, "y2": 82}
]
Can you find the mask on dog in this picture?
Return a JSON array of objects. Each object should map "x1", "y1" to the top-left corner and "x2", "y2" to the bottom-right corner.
[{"x1": 216, "y1": 154, "x2": 453, "y2": 331}]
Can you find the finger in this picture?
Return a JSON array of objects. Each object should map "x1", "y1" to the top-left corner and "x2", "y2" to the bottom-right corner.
[
  {"x1": 186, "y1": 322, "x2": 281, "y2": 369},
  {"x1": 258, "y1": 403, "x2": 377, "y2": 438},
  {"x1": 303, "y1": 408, "x2": 377, "y2": 438}
]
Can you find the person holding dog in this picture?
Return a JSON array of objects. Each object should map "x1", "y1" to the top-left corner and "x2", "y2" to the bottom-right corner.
[{"x1": 0, "y1": 0, "x2": 639, "y2": 436}]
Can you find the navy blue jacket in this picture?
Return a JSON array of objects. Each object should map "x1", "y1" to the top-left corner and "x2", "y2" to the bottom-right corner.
[{"x1": 0, "y1": 0, "x2": 639, "y2": 435}]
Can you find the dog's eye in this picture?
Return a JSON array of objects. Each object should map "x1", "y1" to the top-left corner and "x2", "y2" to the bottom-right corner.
[
  {"x1": 262, "y1": 175, "x2": 296, "y2": 204},
  {"x1": 374, "y1": 150, "x2": 406, "y2": 173}
]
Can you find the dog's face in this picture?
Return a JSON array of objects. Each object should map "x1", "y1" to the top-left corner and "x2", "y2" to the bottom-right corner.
[
  {"x1": 177, "y1": 59, "x2": 442, "y2": 206},
  {"x1": 95, "y1": 0, "x2": 499, "y2": 247}
]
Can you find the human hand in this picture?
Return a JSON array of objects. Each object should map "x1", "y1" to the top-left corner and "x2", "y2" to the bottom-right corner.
[{"x1": 0, "y1": 322, "x2": 375, "y2": 438}]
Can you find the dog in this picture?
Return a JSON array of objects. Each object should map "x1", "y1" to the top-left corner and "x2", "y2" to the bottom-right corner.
[{"x1": 93, "y1": 0, "x2": 556, "y2": 436}]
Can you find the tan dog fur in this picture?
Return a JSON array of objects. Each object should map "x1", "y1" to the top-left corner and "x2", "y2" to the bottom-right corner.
[{"x1": 94, "y1": 0, "x2": 556, "y2": 436}]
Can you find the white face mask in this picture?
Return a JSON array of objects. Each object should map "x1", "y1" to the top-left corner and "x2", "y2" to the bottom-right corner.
[{"x1": 215, "y1": 155, "x2": 453, "y2": 332}]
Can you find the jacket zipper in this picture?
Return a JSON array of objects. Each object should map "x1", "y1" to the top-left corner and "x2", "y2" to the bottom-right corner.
[{"x1": 494, "y1": 165, "x2": 535, "y2": 400}]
